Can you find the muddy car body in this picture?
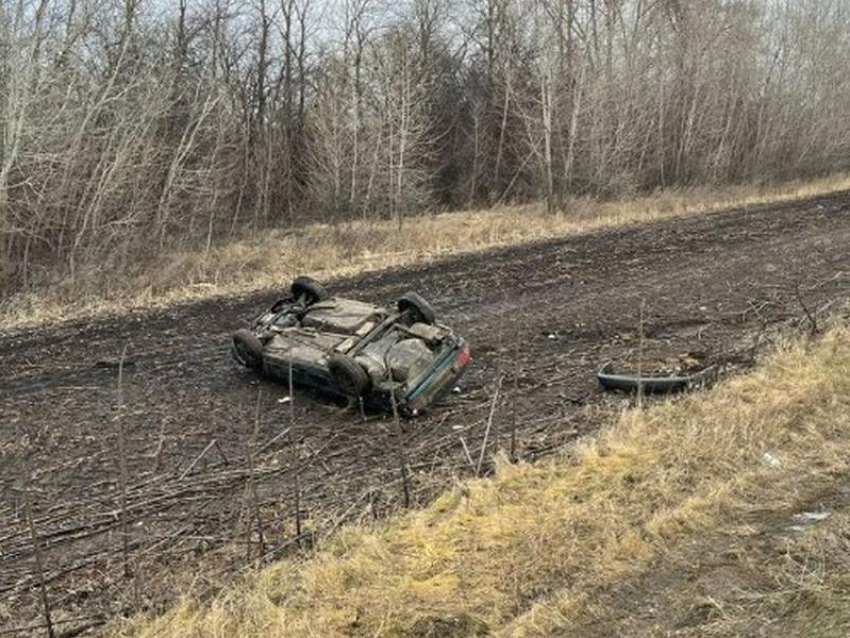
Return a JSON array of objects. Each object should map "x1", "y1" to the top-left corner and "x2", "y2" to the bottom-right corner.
[{"x1": 231, "y1": 278, "x2": 471, "y2": 415}]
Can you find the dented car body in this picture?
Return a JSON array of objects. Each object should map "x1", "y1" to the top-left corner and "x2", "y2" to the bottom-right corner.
[{"x1": 231, "y1": 277, "x2": 471, "y2": 415}]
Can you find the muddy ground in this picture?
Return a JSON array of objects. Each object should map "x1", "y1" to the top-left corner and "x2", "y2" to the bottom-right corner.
[{"x1": 2, "y1": 191, "x2": 849, "y2": 634}]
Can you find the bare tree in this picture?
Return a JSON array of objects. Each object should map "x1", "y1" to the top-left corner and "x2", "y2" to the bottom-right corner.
[{"x1": 3, "y1": 0, "x2": 850, "y2": 296}]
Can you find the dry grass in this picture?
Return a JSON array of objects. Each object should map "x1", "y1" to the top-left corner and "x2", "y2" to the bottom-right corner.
[
  {"x1": 4, "y1": 173, "x2": 850, "y2": 331},
  {"x1": 114, "y1": 323, "x2": 850, "y2": 638}
]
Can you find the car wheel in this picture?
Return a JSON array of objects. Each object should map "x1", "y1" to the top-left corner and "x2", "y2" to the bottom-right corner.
[
  {"x1": 328, "y1": 354, "x2": 371, "y2": 398},
  {"x1": 397, "y1": 292, "x2": 436, "y2": 325},
  {"x1": 232, "y1": 329, "x2": 264, "y2": 370},
  {"x1": 291, "y1": 276, "x2": 328, "y2": 305}
]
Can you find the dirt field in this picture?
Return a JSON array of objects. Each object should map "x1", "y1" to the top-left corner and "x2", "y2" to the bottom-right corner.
[{"x1": 2, "y1": 191, "x2": 850, "y2": 634}]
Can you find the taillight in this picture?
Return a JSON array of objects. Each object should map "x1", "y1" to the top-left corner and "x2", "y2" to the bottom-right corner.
[{"x1": 456, "y1": 346, "x2": 472, "y2": 369}]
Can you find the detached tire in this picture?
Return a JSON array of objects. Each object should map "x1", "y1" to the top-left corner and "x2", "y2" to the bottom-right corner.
[
  {"x1": 328, "y1": 354, "x2": 371, "y2": 398},
  {"x1": 232, "y1": 329, "x2": 264, "y2": 370},
  {"x1": 291, "y1": 276, "x2": 327, "y2": 305},
  {"x1": 397, "y1": 292, "x2": 436, "y2": 325}
]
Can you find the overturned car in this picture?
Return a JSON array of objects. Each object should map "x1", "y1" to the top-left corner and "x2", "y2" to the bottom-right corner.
[{"x1": 231, "y1": 277, "x2": 471, "y2": 416}]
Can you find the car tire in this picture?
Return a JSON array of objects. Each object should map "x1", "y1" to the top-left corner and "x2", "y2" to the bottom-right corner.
[
  {"x1": 232, "y1": 329, "x2": 264, "y2": 370},
  {"x1": 397, "y1": 292, "x2": 436, "y2": 325},
  {"x1": 328, "y1": 354, "x2": 371, "y2": 398},
  {"x1": 291, "y1": 276, "x2": 327, "y2": 305}
]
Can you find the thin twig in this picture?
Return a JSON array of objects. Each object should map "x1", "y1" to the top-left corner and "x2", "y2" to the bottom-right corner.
[
  {"x1": 151, "y1": 420, "x2": 167, "y2": 473},
  {"x1": 637, "y1": 299, "x2": 645, "y2": 408},
  {"x1": 19, "y1": 427, "x2": 55, "y2": 638},
  {"x1": 477, "y1": 375, "x2": 504, "y2": 476},
  {"x1": 257, "y1": 428, "x2": 291, "y2": 454},
  {"x1": 510, "y1": 365, "x2": 519, "y2": 462},
  {"x1": 794, "y1": 283, "x2": 819, "y2": 335},
  {"x1": 370, "y1": 489, "x2": 379, "y2": 520},
  {"x1": 116, "y1": 344, "x2": 131, "y2": 581},
  {"x1": 247, "y1": 390, "x2": 267, "y2": 561},
  {"x1": 288, "y1": 351, "x2": 303, "y2": 544},
  {"x1": 510, "y1": 294, "x2": 522, "y2": 462},
  {"x1": 390, "y1": 392, "x2": 411, "y2": 508},
  {"x1": 303, "y1": 441, "x2": 333, "y2": 474},
  {"x1": 213, "y1": 439, "x2": 230, "y2": 466},
  {"x1": 459, "y1": 437, "x2": 476, "y2": 472},
  {"x1": 179, "y1": 439, "x2": 218, "y2": 480}
]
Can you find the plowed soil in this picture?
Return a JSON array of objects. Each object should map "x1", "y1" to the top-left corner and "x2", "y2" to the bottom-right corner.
[{"x1": 2, "y1": 192, "x2": 850, "y2": 634}]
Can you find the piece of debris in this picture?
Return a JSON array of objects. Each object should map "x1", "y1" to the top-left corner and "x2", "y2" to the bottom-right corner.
[
  {"x1": 278, "y1": 396, "x2": 291, "y2": 404},
  {"x1": 792, "y1": 511, "x2": 831, "y2": 522},
  {"x1": 452, "y1": 386, "x2": 462, "y2": 394},
  {"x1": 762, "y1": 452, "x2": 782, "y2": 468},
  {"x1": 597, "y1": 361, "x2": 717, "y2": 394}
]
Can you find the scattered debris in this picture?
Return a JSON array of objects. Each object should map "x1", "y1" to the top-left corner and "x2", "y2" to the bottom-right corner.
[
  {"x1": 787, "y1": 511, "x2": 832, "y2": 533},
  {"x1": 597, "y1": 360, "x2": 717, "y2": 394},
  {"x1": 762, "y1": 452, "x2": 782, "y2": 468},
  {"x1": 792, "y1": 511, "x2": 831, "y2": 522}
]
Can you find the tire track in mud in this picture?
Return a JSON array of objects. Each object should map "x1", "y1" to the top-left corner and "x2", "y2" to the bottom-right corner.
[{"x1": 2, "y1": 191, "x2": 850, "y2": 631}]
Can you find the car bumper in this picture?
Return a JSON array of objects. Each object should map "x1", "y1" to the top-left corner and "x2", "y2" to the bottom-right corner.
[{"x1": 401, "y1": 341, "x2": 472, "y2": 416}]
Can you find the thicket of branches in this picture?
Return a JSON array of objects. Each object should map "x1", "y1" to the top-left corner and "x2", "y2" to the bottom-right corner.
[{"x1": 2, "y1": 0, "x2": 849, "y2": 293}]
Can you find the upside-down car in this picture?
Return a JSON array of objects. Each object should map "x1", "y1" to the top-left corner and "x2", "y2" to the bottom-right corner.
[{"x1": 231, "y1": 277, "x2": 471, "y2": 415}]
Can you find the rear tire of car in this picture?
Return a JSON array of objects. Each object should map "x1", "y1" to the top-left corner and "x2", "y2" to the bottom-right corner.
[
  {"x1": 232, "y1": 329, "x2": 264, "y2": 370},
  {"x1": 397, "y1": 292, "x2": 436, "y2": 325},
  {"x1": 328, "y1": 354, "x2": 371, "y2": 398},
  {"x1": 291, "y1": 276, "x2": 327, "y2": 305}
]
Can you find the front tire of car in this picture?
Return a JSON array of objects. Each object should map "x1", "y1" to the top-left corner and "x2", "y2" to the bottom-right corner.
[
  {"x1": 232, "y1": 329, "x2": 264, "y2": 370},
  {"x1": 397, "y1": 292, "x2": 436, "y2": 325},
  {"x1": 328, "y1": 354, "x2": 372, "y2": 398}
]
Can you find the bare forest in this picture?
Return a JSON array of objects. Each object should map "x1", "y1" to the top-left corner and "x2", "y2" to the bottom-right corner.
[{"x1": 2, "y1": 0, "x2": 850, "y2": 295}]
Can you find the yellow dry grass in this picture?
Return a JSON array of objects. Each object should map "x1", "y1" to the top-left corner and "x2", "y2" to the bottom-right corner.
[
  {"x1": 114, "y1": 324, "x2": 850, "y2": 638},
  {"x1": 4, "y1": 173, "x2": 850, "y2": 331}
]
